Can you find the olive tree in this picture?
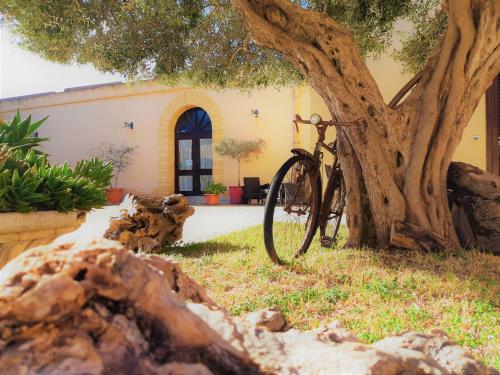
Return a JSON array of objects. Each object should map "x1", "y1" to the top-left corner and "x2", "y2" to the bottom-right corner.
[
  {"x1": 215, "y1": 137, "x2": 266, "y2": 186},
  {"x1": 1, "y1": 0, "x2": 498, "y2": 249}
]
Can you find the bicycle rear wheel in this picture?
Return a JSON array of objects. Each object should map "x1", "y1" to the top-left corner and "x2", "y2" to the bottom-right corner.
[
  {"x1": 263, "y1": 155, "x2": 321, "y2": 264},
  {"x1": 320, "y1": 169, "x2": 346, "y2": 246}
]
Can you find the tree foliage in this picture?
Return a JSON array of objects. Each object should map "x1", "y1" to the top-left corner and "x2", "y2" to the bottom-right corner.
[
  {"x1": 215, "y1": 137, "x2": 266, "y2": 185},
  {"x1": 1, "y1": 0, "x2": 446, "y2": 88},
  {"x1": 215, "y1": 137, "x2": 266, "y2": 162}
]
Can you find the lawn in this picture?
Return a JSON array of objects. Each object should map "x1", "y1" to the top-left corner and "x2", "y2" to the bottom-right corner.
[{"x1": 164, "y1": 225, "x2": 500, "y2": 369}]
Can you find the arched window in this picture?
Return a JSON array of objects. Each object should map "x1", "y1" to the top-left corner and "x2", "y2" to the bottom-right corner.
[{"x1": 175, "y1": 107, "x2": 213, "y2": 195}]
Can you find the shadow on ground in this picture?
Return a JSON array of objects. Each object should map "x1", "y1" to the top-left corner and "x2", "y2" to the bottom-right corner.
[{"x1": 164, "y1": 240, "x2": 254, "y2": 257}]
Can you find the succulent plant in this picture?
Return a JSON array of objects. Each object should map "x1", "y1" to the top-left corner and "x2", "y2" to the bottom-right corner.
[
  {"x1": 0, "y1": 110, "x2": 49, "y2": 152},
  {"x1": 0, "y1": 113, "x2": 113, "y2": 213}
]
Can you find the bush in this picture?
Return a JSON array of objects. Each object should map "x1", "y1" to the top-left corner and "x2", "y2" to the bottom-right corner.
[
  {"x1": 204, "y1": 182, "x2": 227, "y2": 195},
  {"x1": 0, "y1": 111, "x2": 113, "y2": 213},
  {"x1": 91, "y1": 143, "x2": 137, "y2": 188}
]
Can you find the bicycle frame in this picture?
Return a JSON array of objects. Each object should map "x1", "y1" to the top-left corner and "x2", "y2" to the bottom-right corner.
[
  {"x1": 292, "y1": 115, "x2": 364, "y2": 241},
  {"x1": 292, "y1": 125, "x2": 339, "y2": 231}
]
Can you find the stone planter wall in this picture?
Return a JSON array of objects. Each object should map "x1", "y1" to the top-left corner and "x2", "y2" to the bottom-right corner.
[{"x1": 0, "y1": 211, "x2": 85, "y2": 268}]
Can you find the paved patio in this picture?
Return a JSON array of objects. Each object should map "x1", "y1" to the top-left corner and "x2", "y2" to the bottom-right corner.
[
  {"x1": 55, "y1": 204, "x2": 267, "y2": 245},
  {"x1": 55, "y1": 199, "x2": 347, "y2": 246}
]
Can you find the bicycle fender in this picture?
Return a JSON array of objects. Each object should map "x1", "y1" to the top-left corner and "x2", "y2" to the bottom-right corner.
[{"x1": 291, "y1": 148, "x2": 318, "y2": 168}]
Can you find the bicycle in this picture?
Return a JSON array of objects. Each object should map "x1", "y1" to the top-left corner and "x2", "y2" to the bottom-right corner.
[{"x1": 263, "y1": 113, "x2": 365, "y2": 264}]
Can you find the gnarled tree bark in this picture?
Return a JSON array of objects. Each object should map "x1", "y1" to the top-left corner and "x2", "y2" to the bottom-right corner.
[
  {"x1": 448, "y1": 161, "x2": 500, "y2": 253},
  {"x1": 231, "y1": 0, "x2": 500, "y2": 249}
]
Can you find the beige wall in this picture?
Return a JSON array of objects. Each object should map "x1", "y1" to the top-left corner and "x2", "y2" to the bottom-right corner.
[
  {"x1": 0, "y1": 82, "x2": 297, "y2": 195},
  {"x1": 209, "y1": 87, "x2": 295, "y2": 187},
  {"x1": 0, "y1": 58, "x2": 488, "y2": 196},
  {"x1": 1, "y1": 83, "x2": 186, "y2": 195}
]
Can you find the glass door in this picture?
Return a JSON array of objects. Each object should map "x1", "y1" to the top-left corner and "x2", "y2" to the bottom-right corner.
[
  {"x1": 199, "y1": 138, "x2": 213, "y2": 191},
  {"x1": 178, "y1": 139, "x2": 193, "y2": 193},
  {"x1": 175, "y1": 108, "x2": 213, "y2": 195}
]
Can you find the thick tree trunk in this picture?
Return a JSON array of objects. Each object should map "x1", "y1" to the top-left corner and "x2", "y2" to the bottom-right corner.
[{"x1": 232, "y1": 0, "x2": 500, "y2": 249}]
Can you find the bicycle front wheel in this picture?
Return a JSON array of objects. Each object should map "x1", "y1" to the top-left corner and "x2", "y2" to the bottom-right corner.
[{"x1": 263, "y1": 155, "x2": 321, "y2": 264}]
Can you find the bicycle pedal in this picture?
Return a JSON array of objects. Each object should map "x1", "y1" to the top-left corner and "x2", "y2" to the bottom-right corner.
[{"x1": 320, "y1": 236, "x2": 336, "y2": 248}]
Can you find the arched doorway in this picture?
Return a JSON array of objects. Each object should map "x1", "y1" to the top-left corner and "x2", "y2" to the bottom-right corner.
[{"x1": 175, "y1": 107, "x2": 213, "y2": 195}]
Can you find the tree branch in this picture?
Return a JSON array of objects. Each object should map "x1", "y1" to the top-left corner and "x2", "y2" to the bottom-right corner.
[{"x1": 230, "y1": 0, "x2": 385, "y2": 117}]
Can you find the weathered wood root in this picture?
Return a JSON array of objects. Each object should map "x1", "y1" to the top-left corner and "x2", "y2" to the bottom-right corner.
[
  {"x1": 448, "y1": 162, "x2": 500, "y2": 254},
  {"x1": 0, "y1": 241, "x2": 497, "y2": 375},
  {"x1": 104, "y1": 194, "x2": 195, "y2": 253},
  {"x1": 390, "y1": 163, "x2": 499, "y2": 253},
  {"x1": 390, "y1": 220, "x2": 456, "y2": 251}
]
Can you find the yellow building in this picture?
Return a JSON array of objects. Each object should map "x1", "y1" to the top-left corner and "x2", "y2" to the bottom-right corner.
[{"x1": 0, "y1": 57, "x2": 498, "y2": 199}]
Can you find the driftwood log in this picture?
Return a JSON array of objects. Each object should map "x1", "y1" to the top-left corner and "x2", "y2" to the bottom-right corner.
[
  {"x1": 0, "y1": 240, "x2": 497, "y2": 375},
  {"x1": 389, "y1": 221, "x2": 456, "y2": 251},
  {"x1": 448, "y1": 162, "x2": 500, "y2": 254},
  {"x1": 104, "y1": 194, "x2": 194, "y2": 252},
  {"x1": 390, "y1": 162, "x2": 499, "y2": 253}
]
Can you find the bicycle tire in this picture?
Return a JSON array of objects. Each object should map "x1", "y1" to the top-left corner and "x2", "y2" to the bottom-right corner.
[
  {"x1": 319, "y1": 169, "x2": 346, "y2": 244},
  {"x1": 263, "y1": 155, "x2": 321, "y2": 264}
]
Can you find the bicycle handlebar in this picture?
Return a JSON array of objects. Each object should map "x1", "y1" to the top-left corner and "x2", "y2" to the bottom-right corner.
[{"x1": 293, "y1": 114, "x2": 366, "y2": 129}]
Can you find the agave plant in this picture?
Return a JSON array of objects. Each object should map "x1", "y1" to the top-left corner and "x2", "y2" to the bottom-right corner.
[
  {"x1": 0, "y1": 112, "x2": 113, "y2": 213},
  {"x1": 74, "y1": 157, "x2": 115, "y2": 189},
  {"x1": 0, "y1": 110, "x2": 49, "y2": 152}
]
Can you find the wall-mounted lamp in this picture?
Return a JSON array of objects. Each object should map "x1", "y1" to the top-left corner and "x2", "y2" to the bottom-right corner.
[
  {"x1": 123, "y1": 121, "x2": 134, "y2": 130},
  {"x1": 251, "y1": 109, "x2": 259, "y2": 118}
]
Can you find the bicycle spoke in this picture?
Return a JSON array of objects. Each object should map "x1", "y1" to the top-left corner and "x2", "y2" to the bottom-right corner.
[
  {"x1": 269, "y1": 159, "x2": 315, "y2": 263},
  {"x1": 322, "y1": 174, "x2": 346, "y2": 246}
]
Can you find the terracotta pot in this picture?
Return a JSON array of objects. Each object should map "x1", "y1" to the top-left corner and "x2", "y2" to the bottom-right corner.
[
  {"x1": 229, "y1": 186, "x2": 244, "y2": 204},
  {"x1": 0, "y1": 210, "x2": 86, "y2": 268},
  {"x1": 107, "y1": 188, "x2": 124, "y2": 204},
  {"x1": 204, "y1": 193, "x2": 219, "y2": 205}
]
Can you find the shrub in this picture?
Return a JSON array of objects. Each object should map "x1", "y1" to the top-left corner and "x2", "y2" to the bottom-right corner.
[
  {"x1": 204, "y1": 182, "x2": 227, "y2": 195},
  {"x1": 92, "y1": 143, "x2": 137, "y2": 188},
  {"x1": 0, "y1": 112, "x2": 113, "y2": 213}
]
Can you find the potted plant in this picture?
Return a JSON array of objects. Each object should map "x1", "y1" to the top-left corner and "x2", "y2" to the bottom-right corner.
[
  {"x1": 203, "y1": 182, "x2": 227, "y2": 205},
  {"x1": 93, "y1": 143, "x2": 137, "y2": 204},
  {"x1": 215, "y1": 137, "x2": 266, "y2": 204},
  {"x1": 0, "y1": 110, "x2": 113, "y2": 268}
]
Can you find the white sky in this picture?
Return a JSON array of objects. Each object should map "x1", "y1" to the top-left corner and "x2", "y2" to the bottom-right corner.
[{"x1": 0, "y1": 26, "x2": 123, "y2": 99}]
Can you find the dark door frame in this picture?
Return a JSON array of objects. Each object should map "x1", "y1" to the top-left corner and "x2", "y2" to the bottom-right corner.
[
  {"x1": 486, "y1": 74, "x2": 499, "y2": 176},
  {"x1": 174, "y1": 108, "x2": 213, "y2": 195}
]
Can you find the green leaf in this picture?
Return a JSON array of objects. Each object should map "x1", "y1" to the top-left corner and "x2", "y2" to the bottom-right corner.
[
  {"x1": 17, "y1": 115, "x2": 32, "y2": 139},
  {"x1": 28, "y1": 116, "x2": 48, "y2": 134}
]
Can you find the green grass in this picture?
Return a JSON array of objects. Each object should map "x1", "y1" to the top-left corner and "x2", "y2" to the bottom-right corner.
[{"x1": 164, "y1": 225, "x2": 500, "y2": 369}]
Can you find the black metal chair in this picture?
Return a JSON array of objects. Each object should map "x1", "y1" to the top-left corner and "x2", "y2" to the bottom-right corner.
[{"x1": 243, "y1": 177, "x2": 268, "y2": 204}]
